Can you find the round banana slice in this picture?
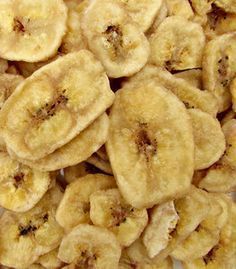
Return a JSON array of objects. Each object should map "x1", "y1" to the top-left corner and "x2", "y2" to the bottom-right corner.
[
  {"x1": 82, "y1": 0, "x2": 150, "y2": 78},
  {"x1": 202, "y1": 33, "x2": 236, "y2": 112},
  {"x1": 119, "y1": 0, "x2": 163, "y2": 32},
  {"x1": 166, "y1": 0, "x2": 194, "y2": 19},
  {"x1": 56, "y1": 174, "x2": 116, "y2": 231},
  {"x1": 58, "y1": 224, "x2": 121, "y2": 269},
  {"x1": 0, "y1": 151, "x2": 52, "y2": 212},
  {"x1": 188, "y1": 109, "x2": 225, "y2": 170},
  {"x1": 149, "y1": 16, "x2": 205, "y2": 71},
  {"x1": 0, "y1": 0, "x2": 67, "y2": 62},
  {"x1": 13, "y1": 113, "x2": 109, "y2": 171},
  {"x1": 107, "y1": 80, "x2": 194, "y2": 209},
  {"x1": 0, "y1": 185, "x2": 64, "y2": 268},
  {"x1": 174, "y1": 69, "x2": 202, "y2": 89},
  {"x1": 37, "y1": 248, "x2": 63, "y2": 269},
  {"x1": 198, "y1": 162, "x2": 236, "y2": 192},
  {"x1": 0, "y1": 59, "x2": 8, "y2": 73},
  {"x1": 124, "y1": 65, "x2": 218, "y2": 116},
  {"x1": 87, "y1": 153, "x2": 113, "y2": 175},
  {"x1": 142, "y1": 201, "x2": 179, "y2": 258},
  {"x1": 90, "y1": 188, "x2": 148, "y2": 247},
  {"x1": 0, "y1": 50, "x2": 115, "y2": 161}
]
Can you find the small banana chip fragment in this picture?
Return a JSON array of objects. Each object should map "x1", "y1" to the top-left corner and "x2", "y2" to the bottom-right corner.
[
  {"x1": 90, "y1": 188, "x2": 148, "y2": 247},
  {"x1": 0, "y1": 50, "x2": 114, "y2": 161},
  {"x1": 0, "y1": 0, "x2": 67, "y2": 62},
  {"x1": 0, "y1": 185, "x2": 64, "y2": 268},
  {"x1": 82, "y1": 0, "x2": 150, "y2": 78},
  {"x1": 149, "y1": 16, "x2": 205, "y2": 71},
  {"x1": 56, "y1": 174, "x2": 116, "y2": 231},
  {"x1": 58, "y1": 224, "x2": 121, "y2": 269}
]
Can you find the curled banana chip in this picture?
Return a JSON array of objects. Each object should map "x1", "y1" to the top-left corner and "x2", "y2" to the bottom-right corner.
[
  {"x1": 188, "y1": 108, "x2": 225, "y2": 170},
  {"x1": 0, "y1": 50, "x2": 114, "y2": 161},
  {"x1": 0, "y1": 185, "x2": 64, "y2": 268},
  {"x1": 90, "y1": 188, "x2": 148, "y2": 247},
  {"x1": 58, "y1": 224, "x2": 121, "y2": 269},
  {"x1": 106, "y1": 81, "x2": 194, "y2": 208},
  {"x1": 56, "y1": 174, "x2": 116, "y2": 231},
  {"x1": 149, "y1": 16, "x2": 205, "y2": 71},
  {"x1": 0, "y1": 0, "x2": 67, "y2": 62},
  {"x1": 174, "y1": 69, "x2": 202, "y2": 89},
  {"x1": 37, "y1": 248, "x2": 63, "y2": 269},
  {"x1": 0, "y1": 151, "x2": 51, "y2": 212},
  {"x1": 166, "y1": 0, "x2": 194, "y2": 19},
  {"x1": 82, "y1": 0, "x2": 150, "y2": 78}
]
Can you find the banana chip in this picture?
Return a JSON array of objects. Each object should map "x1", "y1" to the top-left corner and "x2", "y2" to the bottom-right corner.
[
  {"x1": 87, "y1": 152, "x2": 113, "y2": 175},
  {"x1": 82, "y1": 0, "x2": 150, "y2": 78},
  {"x1": 0, "y1": 185, "x2": 64, "y2": 268},
  {"x1": 188, "y1": 109, "x2": 225, "y2": 170},
  {"x1": 37, "y1": 248, "x2": 63, "y2": 269},
  {"x1": 0, "y1": 50, "x2": 114, "y2": 161},
  {"x1": 149, "y1": 16, "x2": 205, "y2": 71},
  {"x1": 58, "y1": 224, "x2": 121, "y2": 269},
  {"x1": 0, "y1": 0, "x2": 67, "y2": 62},
  {"x1": 90, "y1": 188, "x2": 148, "y2": 247},
  {"x1": 106, "y1": 81, "x2": 194, "y2": 208},
  {"x1": 166, "y1": 0, "x2": 194, "y2": 19},
  {"x1": 56, "y1": 174, "x2": 116, "y2": 231}
]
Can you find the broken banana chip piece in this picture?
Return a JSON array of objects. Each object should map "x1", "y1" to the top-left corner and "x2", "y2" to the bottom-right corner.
[
  {"x1": 86, "y1": 152, "x2": 113, "y2": 175},
  {"x1": 82, "y1": 0, "x2": 150, "y2": 78},
  {"x1": 149, "y1": 16, "x2": 205, "y2": 71},
  {"x1": 106, "y1": 80, "x2": 194, "y2": 209},
  {"x1": 0, "y1": 185, "x2": 64, "y2": 268},
  {"x1": 0, "y1": 0, "x2": 68, "y2": 62},
  {"x1": 56, "y1": 174, "x2": 116, "y2": 231},
  {"x1": 58, "y1": 224, "x2": 121, "y2": 269},
  {"x1": 0, "y1": 151, "x2": 51, "y2": 212},
  {"x1": 0, "y1": 50, "x2": 114, "y2": 161},
  {"x1": 90, "y1": 188, "x2": 148, "y2": 247}
]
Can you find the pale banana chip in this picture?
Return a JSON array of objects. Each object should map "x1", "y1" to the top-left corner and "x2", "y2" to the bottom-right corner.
[
  {"x1": 188, "y1": 108, "x2": 225, "y2": 170},
  {"x1": 82, "y1": 0, "x2": 150, "y2": 78},
  {"x1": 37, "y1": 248, "x2": 63, "y2": 269},
  {"x1": 174, "y1": 69, "x2": 202, "y2": 89},
  {"x1": 13, "y1": 113, "x2": 109, "y2": 171},
  {"x1": 202, "y1": 33, "x2": 236, "y2": 112},
  {"x1": 149, "y1": 16, "x2": 205, "y2": 71},
  {"x1": 0, "y1": 185, "x2": 64, "y2": 268},
  {"x1": 90, "y1": 188, "x2": 148, "y2": 247},
  {"x1": 0, "y1": 50, "x2": 114, "y2": 161},
  {"x1": 106, "y1": 81, "x2": 194, "y2": 209},
  {"x1": 166, "y1": 0, "x2": 194, "y2": 19},
  {"x1": 58, "y1": 224, "x2": 121, "y2": 269},
  {"x1": 87, "y1": 152, "x2": 113, "y2": 175},
  {"x1": 0, "y1": 151, "x2": 51, "y2": 212},
  {"x1": 0, "y1": 59, "x2": 8, "y2": 73},
  {"x1": 0, "y1": 0, "x2": 67, "y2": 62},
  {"x1": 56, "y1": 174, "x2": 116, "y2": 231}
]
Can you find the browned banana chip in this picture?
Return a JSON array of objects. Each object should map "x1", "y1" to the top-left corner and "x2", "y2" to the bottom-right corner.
[
  {"x1": 0, "y1": 50, "x2": 114, "y2": 161},
  {"x1": 107, "y1": 80, "x2": 194, "y2": 209}
]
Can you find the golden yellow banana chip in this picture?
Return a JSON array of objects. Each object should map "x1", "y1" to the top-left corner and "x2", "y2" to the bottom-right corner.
[
  {"x1": 0, "y1": 50, "x2": 114, "y2": 161},
  {"x1": 58, "y1": 224, "x2": 121, "y2": 269},
  {"x1": 107, "y1": 80, "x2": 194, "y2": 209},
  {"x1": 0, "y1": 0, "x2": 67, "y2": 62}
]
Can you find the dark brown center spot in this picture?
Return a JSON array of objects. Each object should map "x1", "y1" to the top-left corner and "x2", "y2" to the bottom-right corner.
[
  {"x1": 13, "y1": 172, "x2": 24, "y2": 189},
  {"x1": 207, "y1": 3, "x2": 227, "y2": 30},
  {"x1": 111, "y1": 206, "x2": 134, "y2": 227},
  {"x1": 203, "y1": 245, "x2": 219, "y2": 265},
  {"x1": 18, "y1": 221, "x2": 37, "y2": 236},
  {"x1": 104, "y1": 25, "x2": 123, "y2": 57},
  {"x1": 76, "y1": 250, "x2": 96, "y2": 269},
  {"x1": 13, "y1": 18, "x2": 26, "y2": 33}
]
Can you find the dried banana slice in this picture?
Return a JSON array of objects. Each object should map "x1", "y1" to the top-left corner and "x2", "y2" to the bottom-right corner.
[
  {"x1": 37, "y1": 248, "x2": 63, "y2": 269},
  {"x1": 0, "y1": 151, "x2": 51, "y2": 212},
  {"x1": 188, "y1": 109, "x2": 225, "y2": 170},
  {"x1": 0, "y1": 185, "x2": 64, "y2": 268},
  {"x1": 90, "y1": 188, "x2": 148, "y2": 247},
  {"x1": 87, "y1": 152, "x2": 113, "y2": 175},
  {"x1": 166, "y1": 0, "x2": 194, "y2": 19},
  {"x1": 13, "y1": 113, "x2": 109, "y2": 171},
  {"x1": 174, "y1": 69, "x2": 202, "y2": 89},
  {"x1": 0, "y1": 59, "x2": 8, "y2": 73},
  {"x1": 142, "y1": 201, "x2": 179, "y2": 258},
  {"x1": 0, "y1": 50, "x2": 114, "y2": 161},
  {"x1": 58, "y1": 224, "x2": 121, "y2": 269},
  {"x1": 119, "y1": 0, "x2": 163, "y2": 32},
  {"x1": 106, "y1": 81, "x2": 194, "y2": 208},
  {"x1": 124, "y1": 66, "x2": 218, "y2": 116},
  {"x1": 202, "y1": 33, "x2": 236, "y2": 112},
  {"x1": 198, "y1": 162, "x2": 236, "y2": 192},
  {"x1": 82, "y1": 0, "x2": 150, "y2": 78},
  {"x1": 149, "y1": 16, "x2": 205, "y2": 71},
  {"x1": 0, "y1": 0, "x2": 67, "y2": 62},
  {"x1": 56, "y1": 174, "x2": 116, "y2": 231}
]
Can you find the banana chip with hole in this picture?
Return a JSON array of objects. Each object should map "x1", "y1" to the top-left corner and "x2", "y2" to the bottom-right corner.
[
  {"x1": 90, "y1": 188, "x2": 148, "y2": 247},
  {"x1": 82, "y1": 0, "x2": 150, "y2": 78},
  {"x1": 58, "y1": 224, "x2": 121, "y2": 269},
  {"x1": 0, "y1": 0, "x2": 67, "y2": 62},
  {"x1": 106, "y1": 81, "x2": 194, "y2": 208},
  {"x1": 0, "y1": 50, "x2": 114, "y2": 161}
]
